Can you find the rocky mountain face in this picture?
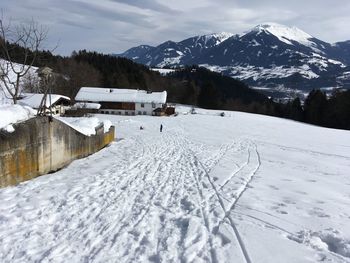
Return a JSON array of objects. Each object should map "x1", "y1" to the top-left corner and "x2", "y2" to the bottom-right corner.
[{"x1": 116, "y1": 23, "x2": 350, "y2": 99}]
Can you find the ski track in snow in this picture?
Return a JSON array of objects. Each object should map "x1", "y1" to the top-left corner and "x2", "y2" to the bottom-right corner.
[{"x1": 1, "y1": 111, "x2": 350, "y2": 263}]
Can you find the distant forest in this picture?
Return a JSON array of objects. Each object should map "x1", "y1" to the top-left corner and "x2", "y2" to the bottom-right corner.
[{"x1": 1, "y1": 43, "x2": 350, "y2": 130}]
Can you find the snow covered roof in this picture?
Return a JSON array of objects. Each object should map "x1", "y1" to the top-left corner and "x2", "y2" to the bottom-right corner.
[
  {"x1": 75, "y1": 87, "x2": 167, "y2": 104},
  {"x1": 18, "y1": 93, "x2": 71, "y2": 108}
]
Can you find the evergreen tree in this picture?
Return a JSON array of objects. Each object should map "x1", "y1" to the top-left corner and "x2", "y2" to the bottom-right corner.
[
  {"x1": 198, "y1": 82, "x2": 221, "y2": 109},
  {"x1": 326, "y1": 90, "x2": 350, "y2": 129},
  {"x1": 288, "y1": 97, "x2": 304, "y2": 121},
  {"x1": 304, "y1": 89, "x2": 327, "y2": 125}
]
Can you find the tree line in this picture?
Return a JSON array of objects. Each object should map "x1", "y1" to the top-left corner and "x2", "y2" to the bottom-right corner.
[{"x1": 167, "y1": 66, "x2": 350, "y2": 130}]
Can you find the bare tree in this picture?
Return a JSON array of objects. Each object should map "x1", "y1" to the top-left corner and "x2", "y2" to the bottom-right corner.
[
  {"x1": 22, "y1": 70, "x2": 41, "y2": 93},
  {"x1": 0, "y1": 15, "x2": 48, "y2": 104}
]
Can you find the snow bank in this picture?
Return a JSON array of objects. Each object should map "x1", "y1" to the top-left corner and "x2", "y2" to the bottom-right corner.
[
  {"x1": 0, "y1": 104, "x2": 36, "y2": 132},
  {"x1": 55, "y1": 116, "x2": 112, "y2": 136}
]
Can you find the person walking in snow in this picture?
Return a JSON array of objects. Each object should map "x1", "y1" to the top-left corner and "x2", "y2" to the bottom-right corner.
[{"x1": 160, "y1": 124, "x2": 163, "y2": 132}]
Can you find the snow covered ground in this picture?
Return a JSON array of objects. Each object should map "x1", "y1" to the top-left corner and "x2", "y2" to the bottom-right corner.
[{"x1": 0, "y1": 106, "x2": 350, "y2": 263}]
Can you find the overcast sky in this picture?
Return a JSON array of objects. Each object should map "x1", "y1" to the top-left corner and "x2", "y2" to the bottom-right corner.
[{"x1": 1, "y1": 0, "x2": 349, "y2": 55}]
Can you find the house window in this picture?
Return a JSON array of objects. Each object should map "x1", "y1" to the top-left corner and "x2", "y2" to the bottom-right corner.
[
  {"x1": 125, "y1": 112, "x2": 129, "y2": 115},
  {"x1": 152, "y1": 103, "x2": 156, "y2": 108},
  {"x1": 131, "y1": 112, "x2": 135, "y2": 116},
  {"x1": 143, "y1": 111, "x2": 147, "y2": 115},
  {"x1": 138, "y1": 111, "x2": 141, "y2": 115},
  {"x1": 141, "y1": 103, "x2": 144, "y2": 108}
]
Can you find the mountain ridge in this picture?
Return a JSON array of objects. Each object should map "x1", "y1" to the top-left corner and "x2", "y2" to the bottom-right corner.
[{"x1": 116, "y1": 23, "x2": 350, "y2": 99}]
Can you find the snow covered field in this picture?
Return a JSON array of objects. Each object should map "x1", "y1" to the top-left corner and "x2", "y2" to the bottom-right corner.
[{"x1": 1, "y1": 107, "x2": 350, "y2": 263}]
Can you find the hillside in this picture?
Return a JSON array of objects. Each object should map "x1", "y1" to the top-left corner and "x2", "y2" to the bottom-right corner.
[
  {"x1": 56, "y1": 51, "x2": 270, "y2": 107},
  {"x1": 0, "y1": 47, "x2": 268, "y2": 111},
  {"x1": 2, "y1": 45, "x2": 350, "y2": 130},
  {"x1": 1, "y1": 107, "x2": 349, "y2": 262}
]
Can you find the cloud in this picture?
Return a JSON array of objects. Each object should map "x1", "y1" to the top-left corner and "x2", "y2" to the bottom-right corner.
[
  {"x1": 108, "y1": 0, "x2": 180, "y2": 14},
  {"x1": 1, "y1": 0, "x2": 349, "y2": 55}
]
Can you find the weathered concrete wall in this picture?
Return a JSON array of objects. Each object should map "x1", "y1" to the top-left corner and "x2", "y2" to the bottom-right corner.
[{"x1": 0, "y1": 116, "x2": 115, "y2": 188}]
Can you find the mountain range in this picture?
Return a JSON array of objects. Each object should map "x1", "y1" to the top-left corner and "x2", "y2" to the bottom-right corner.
[{"x1": 116, "y1": 23, "x2": 350, "y2": 99}]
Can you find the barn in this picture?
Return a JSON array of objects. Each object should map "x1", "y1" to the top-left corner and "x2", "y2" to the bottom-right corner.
[
  {"x1": 18, "y1": 93, "x2": 71, "y2": 115},
  {"x1": 75, "y1": 87, "x2": 168, "y2": 116}
]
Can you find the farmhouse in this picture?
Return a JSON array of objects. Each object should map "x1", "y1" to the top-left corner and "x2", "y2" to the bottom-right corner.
[
  {"x1": 75, "y1": 87, "x2": 168, "y2": 116},
  {"x1": 18, "y1": 93, "x2": 71, "y2": 115}
]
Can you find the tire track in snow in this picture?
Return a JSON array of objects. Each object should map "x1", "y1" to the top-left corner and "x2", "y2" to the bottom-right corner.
[
  {"x1": 178, "y1": 134, "x2": 258, "y2": 263},
  {"x1": 217, "y1": 145, "x2": 250, "y2": 192},
  {"x1": 96, "y1": 132, "x2": 198, "y2": 262},
  {"x1": 171, "y1": 133, "x2": 218, "y2": 262},
  {"x1": 98, "y1": 137, "x2": 182, "y2": 260},
  {"x1": 220, "y1": 143, "x2": 261, "y2": 220},
  {"x1": 186, "y1": 142, "x2": 256, "y2": 263},
  {"x1": 191, "y1": 159, "x2": 218, "y2": 263},
  {"x1": 43, "y1": 134, "x2": 177, "y2": 262},
  {"x1": 213, "y1": 143, "x2": 261, "y2": 263}
]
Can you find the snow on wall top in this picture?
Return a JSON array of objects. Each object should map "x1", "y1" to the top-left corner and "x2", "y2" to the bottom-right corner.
[
  {"x1": 0, "y1": 104, "x2": 36, "y2": 132},
  {"x1": 55, "y1": 116, "x2": 112, "y2": 136},
  {"x1": 250, "y1": 23, "x2": 315, "y2": 47},
  {"x1": 75, "y1": 87, "x2": 167, "y2": 104},
  {"x1": 18, "y1": 93, "x2": 71, "y2": 108}
]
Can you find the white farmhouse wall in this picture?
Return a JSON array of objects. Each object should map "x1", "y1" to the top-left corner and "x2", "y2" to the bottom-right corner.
[
  {"x1": 99, "y1": 109, "x2": 135, "y2": 116},
  {"x1": 135, "y1": 102, "x2": 163, "y2": 115}
]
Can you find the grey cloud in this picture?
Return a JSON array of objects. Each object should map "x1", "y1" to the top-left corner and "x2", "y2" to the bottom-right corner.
[
  {"x1": 58, "y1": 19, "x2": 93, "y2": 30},
  {"x1": 1, "y1": 0, "x2": 349, "y2": 55},
  {"x1": 52, "y1": 1, "x2": 155, "y2": 28},
  {"x1": 108, "y1": 0, "x2": 180, "y2": 14}
]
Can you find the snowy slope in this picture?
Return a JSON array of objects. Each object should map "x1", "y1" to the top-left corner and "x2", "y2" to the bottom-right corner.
[
  {"x1": 0, "y1": 108, "x2": 350, "y2": 262},
  {"x1": 0, "y1": 59, "x2": 38, "y2": 105},
  {"x1": 249, "y1": 23, "x2": 316, "y2": 48}
]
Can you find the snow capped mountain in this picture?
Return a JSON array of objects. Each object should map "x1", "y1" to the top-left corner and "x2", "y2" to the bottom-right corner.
[
  {"x1": 117, "y1": 32, "x2": 235, "y2": 67},
  {"x1": 249, "y1": 23, "x2": 316, "y2": 48},
  {"x1": 117, "y1": 24, "x2": 350, "y2": 99},
  {"x1": 202, "y1": 32, "x2": 234, "y2": 45},
  {"x1": 117, "y1": 45, "x2": 154, "y2": 60}
]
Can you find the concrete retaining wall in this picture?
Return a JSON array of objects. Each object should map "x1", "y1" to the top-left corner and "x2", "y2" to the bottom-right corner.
[{"x1": 0, "y1": 116, "x2": 115, "y2": 188}]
